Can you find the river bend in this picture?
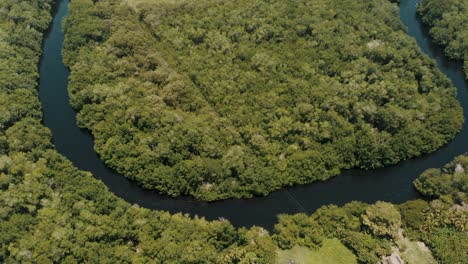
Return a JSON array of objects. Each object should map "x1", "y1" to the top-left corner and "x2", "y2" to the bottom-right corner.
[{"x1": 38, "y1": 0, "x2": 468, "y2": 229}]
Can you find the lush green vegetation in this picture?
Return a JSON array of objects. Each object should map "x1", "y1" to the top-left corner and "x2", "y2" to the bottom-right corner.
[
  {"x1": 398, "y1": 236, "x2": 437, "y2": 264},
  {"x1": 419, "y1": 0, "x2": 468, "y2": 77},
  {"x1": 1, "y1": 0, "x2": 466, "y2": 263},
  {"x1": 0, "y1": 0, "x2": 49, "y2": 128},
  {"x1": 62, "y1": 0, "x2": 463, "y2": 201},
  {"x1": 0, "y1": 0, "x2": 277, "y2": 262},
  {"x1": 273, "y1": 156, "x2": 467, "y2": 264},
  {"x1": 414, "y1": 155, "x2": 468, "y2": 199},
  {"x1": 276, "y1": 239, "x2": 357, "y2": 264}
]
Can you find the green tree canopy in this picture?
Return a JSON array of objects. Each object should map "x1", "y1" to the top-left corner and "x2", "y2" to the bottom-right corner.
[{"x1": 62, "y1": 0, "x2": 462, "y2": 201}]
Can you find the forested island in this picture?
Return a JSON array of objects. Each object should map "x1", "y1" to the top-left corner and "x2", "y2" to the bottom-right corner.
[
  {"x1": 0, "y1": 0, "x2": 467, "y2": 263},
  {"x1": 418, "y1": 0, "x2": 468, "y2": 78}
]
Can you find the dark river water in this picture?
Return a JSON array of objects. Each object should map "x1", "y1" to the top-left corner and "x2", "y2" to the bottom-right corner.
[{"x1": 39, "y1": 0, "x2": 467, "y2": 230}]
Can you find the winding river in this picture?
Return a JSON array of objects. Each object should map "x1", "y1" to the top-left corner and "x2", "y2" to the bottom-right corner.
[{"x1": 38, "y1": 0, "x2": 468, "y2": 229}]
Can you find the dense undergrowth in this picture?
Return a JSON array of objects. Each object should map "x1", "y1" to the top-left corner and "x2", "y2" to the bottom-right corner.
[
  {"x1": 63, "y1": 0, "x2": 462, "y2": 201},
  {"x1": 419, "y1": 0, "x2": 468, "y2": 78}
]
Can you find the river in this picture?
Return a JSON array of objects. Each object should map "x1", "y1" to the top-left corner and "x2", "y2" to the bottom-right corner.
[{"x1": 38, "y1": 0, "x2": 468, "y2": 230}]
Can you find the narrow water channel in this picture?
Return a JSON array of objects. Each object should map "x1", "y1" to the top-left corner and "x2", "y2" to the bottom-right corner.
[{"x1": 38, "y1": 0, "x2": 468, "y2": 229}]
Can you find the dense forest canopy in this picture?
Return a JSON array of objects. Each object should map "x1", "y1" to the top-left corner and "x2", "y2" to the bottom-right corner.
[
  {"x1": 0, "y1": 0, "x2": 466, "y2": 262},
  {"x1": 63, "y1": 0, "x2": 463, "y2": 201},
  {"x1": 0, "y1": 0, "x2": 277, "y2": 262},
  {"x1": 419, "y1": 0, "x2": 468, "y2": 78},
  {"x1": 274, "y1": 155, "x2": 467, "y2": 264}
]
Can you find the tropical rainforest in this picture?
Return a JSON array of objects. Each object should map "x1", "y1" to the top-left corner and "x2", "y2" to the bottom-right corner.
[
  {"x1": 419, "y1": 0, "x2": 468, "y2": 78},
  {"x1": 1, "y1": 0, "x2": 467, "y2": 263},
  {"x1": 62, "y1": 0, "x2": 463, "y2": 201}
]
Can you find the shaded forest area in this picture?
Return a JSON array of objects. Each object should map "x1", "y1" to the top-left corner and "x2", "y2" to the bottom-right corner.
[
  {"x1": 63, "y1": 0, "x2": 462, "y2": 201},
  {"x1": 419, "y1": 0, "x2": 468, "y2": 78}
]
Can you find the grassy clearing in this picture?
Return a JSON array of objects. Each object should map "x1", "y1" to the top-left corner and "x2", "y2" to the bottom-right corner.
[
  {"x1": 399, "y1": 236, "x2": 437, "y2": 264},
  {"x1": 277, "y1": 239, "x2": 357, "y2": 264}
]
